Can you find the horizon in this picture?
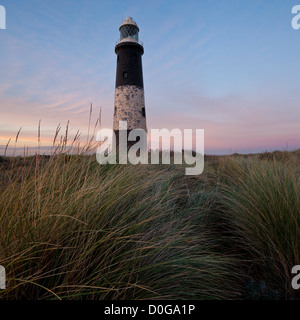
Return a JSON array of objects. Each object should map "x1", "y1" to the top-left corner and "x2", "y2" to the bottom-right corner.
[
  {"x1": 1, "y1": 144, "x2": 299, "y2": 157},
  {"x1": 1, "y1": 0, "x2": 300, "y2": 154}
]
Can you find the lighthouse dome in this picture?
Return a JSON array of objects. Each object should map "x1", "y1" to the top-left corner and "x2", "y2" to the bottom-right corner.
[{"x1": 119, "y1": 17, "x2": 139, "y2": 31}]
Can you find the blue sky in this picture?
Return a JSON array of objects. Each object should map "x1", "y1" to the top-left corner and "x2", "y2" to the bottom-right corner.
[{"x1": 0, "y1": 0, "x2": 299, "y2": 154}]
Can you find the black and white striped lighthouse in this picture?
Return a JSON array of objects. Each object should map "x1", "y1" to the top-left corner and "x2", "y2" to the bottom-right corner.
[{"x1": 113, "y1": 17, "x2": 147, "y2": 148}]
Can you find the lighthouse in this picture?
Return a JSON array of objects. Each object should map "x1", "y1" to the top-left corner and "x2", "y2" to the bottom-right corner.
[{"x1": 113, "y1": 17, "x2": 147, "y2": 149}]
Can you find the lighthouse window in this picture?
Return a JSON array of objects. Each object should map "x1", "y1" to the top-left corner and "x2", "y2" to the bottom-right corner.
[
  {"x1": 142, "y1": 108, "x2": 146, "y2": 117},
  {"x1": 123, "y1": 72, "x2": 128, "y2": 79},
  {"x1": 120, "y1": 25, "x2": 139, "y2": 41}
]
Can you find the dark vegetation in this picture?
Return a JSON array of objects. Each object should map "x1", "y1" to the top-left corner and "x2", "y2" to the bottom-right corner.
[{"x1": 0, "y1": 149, "x2": 299, "y2": 299}]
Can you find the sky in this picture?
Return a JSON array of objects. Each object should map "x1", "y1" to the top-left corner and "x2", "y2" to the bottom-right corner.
[{"x1": 0, "y1": 0, "x2": 299, "y2": 155}]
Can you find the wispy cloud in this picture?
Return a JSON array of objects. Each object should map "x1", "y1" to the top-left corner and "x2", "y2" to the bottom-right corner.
[{"x1": 0, "y1": 0, "x2": 299, "y2": 154}]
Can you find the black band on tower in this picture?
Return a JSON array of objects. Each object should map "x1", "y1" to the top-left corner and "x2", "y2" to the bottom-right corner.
[{"x1": 115, "y1": 42, "x2": 144, "y2": 89}]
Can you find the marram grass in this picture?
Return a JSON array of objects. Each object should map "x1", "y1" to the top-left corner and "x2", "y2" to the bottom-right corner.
[
  {"x1": 0, "y1": 151, "x2": 240, "y2": 300},
  {"x1": 219, "y1": 156, "x2": 300, "y2": 299},
  {"x1": 0, "y1": 143, "x2": 299, "y2": 300}
]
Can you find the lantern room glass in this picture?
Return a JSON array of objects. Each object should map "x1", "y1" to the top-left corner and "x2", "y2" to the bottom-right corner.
[{"x1": 120, "y1": 25, "x2": 139, "y2": 41}]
